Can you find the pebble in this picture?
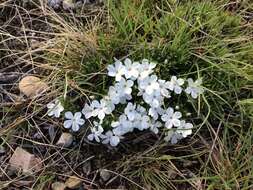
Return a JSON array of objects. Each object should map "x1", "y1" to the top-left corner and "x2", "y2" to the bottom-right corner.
[
  {"x1": 65, "y1": 175, "x2": 82, "y2": 189},
  {"x1": 100, "y1": 169, "x2": 111, "y2": 182},
  {"x1": 18, "y1": 76, "x2": 48, "y2": 98},
  {"x1": 9, "y1": 147, "x2": 42, "y2": 174},
  {"x1": 56, "y1": 133, "x2": 74, "y2": 148},
  {"x1": 51, "y1": 182, "x2": 66, "y2": 190}
]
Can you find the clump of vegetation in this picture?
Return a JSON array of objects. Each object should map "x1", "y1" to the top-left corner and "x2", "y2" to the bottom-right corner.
[{"x1": 47, "y1": 57, "x2": 204, "y2": 146}]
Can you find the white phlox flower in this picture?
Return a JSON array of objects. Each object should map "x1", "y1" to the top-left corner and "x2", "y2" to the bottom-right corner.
[
  {"x1": 82, "y1": 102, "x2": 96, "y2": 119},
  {"x1": 136, "y1": 105, "x2": 147, "y2": 115},
  {"x1": 143, "y1": 89, "x2": 164, "y2": 108},
  {"x1": 87, "y1": 121, "x2": 104, "y2": 142},
  {"x1": 101, "y1": 130, "x2": 121, "y2": 147},
  {"x1": 47, "y1": 99, "x2": 64, "y2": 118},
  {"x1": 112, "y1": 114, "x2": 133, "y2": 136},
  {"x1": 107, "y1": 59, "x2": 126, "y2": 81},
  {"x1": 124, "y1": 58, "x2": 140, "y2": 80},
  {"x1": 161, "y1": 107, "x2": 182, "y2": 129},
  {"x1": 158, "y1": 79, "x2": 171, "y2": 98},
  {"x1": 132, "y1": 105, "x2": 150, "y2": 130},
  {"x1": 185, "y1": 78, "x2": 204, "y2": 99},
  {"x1": 116, "y1": 78, "x2": 134, "y2": 96},
  {"x1": 60, "y1": 58, "x2": 202, "y2": 146},
  {"x1": 64, "y1": 112, "x2": 85, "y2": 132},
  {"x1": 108, "y1": 84, "x2": 132, "y2": 105},
  {"x1": 124, "y1": 102, "x2": 137, "y2": 121},
  {"x1": 164, "y1": 131, "x2": 183, "y2": 144},
  {"x1": 92, "y1": 98, "x2": 115, "y2": 121},
  {"x1": 149, "y1": 120, "x2": 162, "y2": 134},
  {"x1": 138, "y1": 75, "x2": 160, "y2": 95},
  {"x1": 111, "y1": 121, "x2": 125, "y2": 136},
  {"x1": 138, "y1": 59, "x2": 156, "y2": 80},
  {"x1": 176, "y1": 120, "x2": 193, "y2": 138},
  {"x1": 167, "y1": 76, "x2": 184, "y2": 94},
  {"x1": 136, "y1": 115, "x2": 150, "y2": 131},
  {"x1": 108, "y1": 86, "x2": 121, "y2": 105},
  {"x1": 148, "y1": 106, "x2": 165, "y2": 120}
]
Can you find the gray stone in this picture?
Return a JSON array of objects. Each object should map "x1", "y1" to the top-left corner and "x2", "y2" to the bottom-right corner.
[
  {"x1": 100, "y1": 169, "x2": 111, "y2": 182},
  {"x1": 56, "y1": 133, "x2": 73, "y2": 148},
  {"x1": 51, "y1": 182, "x2": 66, "y2": 190}
]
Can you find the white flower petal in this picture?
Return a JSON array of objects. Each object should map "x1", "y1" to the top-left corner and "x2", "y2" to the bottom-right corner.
[
  {"x1": 127, "y1": 80, "x2": 134, "y2": 87},
  {"x1": 72, "y1": 123, "x2": 80, "y2": 132},
  {"x1": 107, "y1": 65, "x2": 116, "y2": 76},
  {"x1": 185, "y1": 87, "x2": 191, "y2": 94},
  {"x1": 191, "y1": 90, "x2": 198, "y2": 99},
  {"x1": 165, "y1": 121, "x2": 173, "y2": 129},
  {"x1": 171, "y1": 135, "x2": 179, "y2": 144},
  {"x1": 146, "y1": 86, "x2": 153, "y2": 95},
  {"x1": 161, "y1": 114, "x2": 169, "y2": 122},
  {"x1": 64, "y1": 120, "x2": 72, "y2": 129},
  {"x1": 47, "y1": 110, "x2": 54, "y2": 117},
  {"x1": 98, "y1": 125, "x2": 104, "y2": 133},
  {"x1": 185, "y1": 123, "x2": 193, "y2": 129},
  {"x1": 87, "y1": 134, "x2": 94, "y2": 141},
  {"x1": 92, "y1": 100, "x2": 100, "y2": 108},
  {"x1": 110, "y1": 136, "x2": 120, "y2": 146},
  {"x1": 173, "y1": 119, "x2": 181, "y2": 127},
  {"x1": 65, "y1": 111, "x2": 73, "y2": 119},
  {"x1": 102, "y1": 138, "x2": 109, "y2": 144},
  {"x1": 151, "y1": 127, "x2": 159, "y2": 134},
  {"x1": 174, "y1": 86, "x2": 182, "y2": 94},
  {"x1": 98, "y1": 111, "x2": 105, "y2": 120},
  {"x1": 124, "y1": 87, "x2": 132, "y2": 95},
  {"x1": 171, "y1": 76, "x2": 177, "y2": 81},
  {"x1": 54, "y1": 110, "x2": 61, "y2": 118},
  {"x1": 167, "y1": 82, "x2": 174, "y2": 91},
  {"x1": 47, "y1": 103, "x2": 55, "y2": 109},
  {"x1": 174, "y1": 111, "x2": 182, "y2": 119},
  {"x1": 111, "y1": 121, "x2": 120, "y2": 128},
  {"x1": 127, "y1": 112, "x2": 135, "y2": 121},
  {"x1": 94, "y1": 135, "x2": 100, "y2": 142},
  {"x1": 124, "y1": 58, "x2": 132, "y2": 66},
  {"x1": 77, "y1": 118, "x2": 85, "y2": 125},
  {"x1": 177, "y1": 78, "x2": 184, "y2": 85},
  {"x1": 153, "y1": 99, "x2": 160, "y2": 108},
  {"x1": 167, "y1": 107, "x2": 174, "y2": 116},
  {"x1": 74, "y1": 112, "x2": 82, "y2": 119},
  {"x1": 187, "y1": 78, "x2": 194, "y2": 84}
]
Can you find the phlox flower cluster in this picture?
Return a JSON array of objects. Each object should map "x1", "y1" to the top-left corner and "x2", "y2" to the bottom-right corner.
[{"x1": 47, "y1": 58, "x2": 204, "y2": 147}]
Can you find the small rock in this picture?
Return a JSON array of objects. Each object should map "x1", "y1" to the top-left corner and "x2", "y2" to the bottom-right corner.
[
  {"x1": 9, "y1": 147, "x2": 42, "y2": 174},
  {"x1": 63, "y1": 0, "x2": 75, "y2": 10},
  {"x1": 51, "y1": 182, "x2": 66, "y2": 190},
  {"x1": 19, "y1": 76, "x2": 48, "y2": 98},
  {"x1": 100, "y1": 169, "x2": 111, "y2": 182},
  {"x1": 65, "y1": 176, "x2": 82, "y2": 189},
  {"x1": 56, "y1": 133, "x2": 73, "y2": 148}
]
